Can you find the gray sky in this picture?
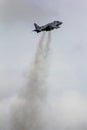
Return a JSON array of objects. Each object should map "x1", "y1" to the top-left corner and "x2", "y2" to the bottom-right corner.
[{"x1": 0, "y1": 0, "x2": 87, "y2": 129}]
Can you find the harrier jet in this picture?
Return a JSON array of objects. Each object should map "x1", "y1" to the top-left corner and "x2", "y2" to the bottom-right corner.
[{"x1": 33, "y1": 21, "x2": 62, "y2": 33}]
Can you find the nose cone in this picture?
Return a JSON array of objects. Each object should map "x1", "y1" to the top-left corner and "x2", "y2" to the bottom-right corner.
[
  {"x1": 59, "y1": 21, "x2": 63, "y2": 25},
  {"x1": 56, "y1": 21, "x2": 63, "y2": 26}
]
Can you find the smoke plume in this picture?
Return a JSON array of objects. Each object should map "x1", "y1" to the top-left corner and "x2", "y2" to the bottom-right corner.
[{"x1": 11, "y1": 32, "x2": 51, "y2": 130}]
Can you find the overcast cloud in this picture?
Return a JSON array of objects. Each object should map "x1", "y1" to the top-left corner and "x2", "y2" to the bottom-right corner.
[{"x1": 0, "y1": 0, "x2": 87, "y2": 130}]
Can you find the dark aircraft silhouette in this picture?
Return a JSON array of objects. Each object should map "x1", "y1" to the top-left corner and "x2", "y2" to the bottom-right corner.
[{"x1": 33, "y1": 21, "x2": 62, "y2": 33}]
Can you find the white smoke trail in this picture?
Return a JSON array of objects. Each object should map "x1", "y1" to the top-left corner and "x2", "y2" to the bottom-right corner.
[{"x1": 11, "y1": 32, "x2": 51, "y2": 130}]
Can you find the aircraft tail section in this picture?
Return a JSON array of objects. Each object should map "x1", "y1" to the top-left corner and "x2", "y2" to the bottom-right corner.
[
  {"x1": 33, "y1": 23, "x2": 41, "y2": 33},
  {"x1": 34, "y1": 23, "x2": 40, "y2": 29}
]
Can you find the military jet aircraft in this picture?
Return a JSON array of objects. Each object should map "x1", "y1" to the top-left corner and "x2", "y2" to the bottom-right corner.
[{"x1": 33, "y1": 21, "x2": 62, "y2": 33}]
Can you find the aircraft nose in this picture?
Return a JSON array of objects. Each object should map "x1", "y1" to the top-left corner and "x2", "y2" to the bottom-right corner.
[{"x1": 60, "y1": 21, "x2": 63, "y2": 25}]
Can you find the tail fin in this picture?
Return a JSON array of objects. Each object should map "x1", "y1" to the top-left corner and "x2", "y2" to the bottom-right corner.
[
  {"x1": 33, "y1": 23, "x2": 41, "y2": 33},
  {"x1": 34, "y1": 23, "x2": 40, "y2": 30}
]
